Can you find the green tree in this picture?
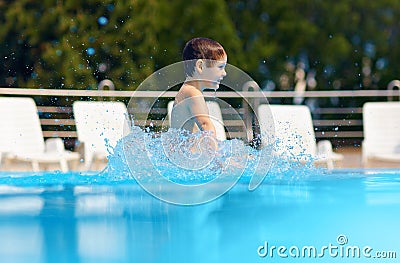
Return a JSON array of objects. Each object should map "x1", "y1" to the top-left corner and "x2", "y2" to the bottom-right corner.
[
  {"x1": 0, "y1": 0, "x2": 167, "y2": 90},
  {"x1": 0, "y1": 0, "x2": 241, "y2": 90},
  {"x1": 1, "y1": 0, "x2": 400, "y2": 92},
  {"x1": 151, "y1": 0, "x2": 243, "y2": 70},
  {"x1": 227, "y1": 0, "x2": 400, "y2": 91}
]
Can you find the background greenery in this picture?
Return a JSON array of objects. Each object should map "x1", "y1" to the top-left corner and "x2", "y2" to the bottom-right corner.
[{"x1": 1, "y1": 0, "x2": 400, "y2": 92}]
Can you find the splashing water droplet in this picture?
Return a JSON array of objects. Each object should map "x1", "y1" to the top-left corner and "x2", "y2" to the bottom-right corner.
[
  {"x1": 86, "y1": 47, "x2": 95, "y2": 56},
  {"x1": 98, "y1": 16, "x2": 108, "y2": 26}
]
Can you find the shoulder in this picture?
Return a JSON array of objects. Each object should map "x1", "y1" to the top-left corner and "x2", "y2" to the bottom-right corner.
[{"x1": 179, "y1": 84, "x2": 202, "y2": 98}]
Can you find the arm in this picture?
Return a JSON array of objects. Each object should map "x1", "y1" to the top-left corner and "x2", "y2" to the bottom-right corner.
[
  {"x1": 189, "y1": 94, "x2": 216, "y2": 137},
  {"x1": 189, "y1": 94, "x2": 219, "y2": 152}
]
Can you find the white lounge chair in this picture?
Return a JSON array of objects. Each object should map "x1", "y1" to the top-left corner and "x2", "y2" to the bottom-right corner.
[
  {"x1": 362, "y1": 102, "x2": 400, "y2": 164},
  {"x1": 258, "y1": 104, "x2": 343, "y2": 168},
  {"x1": 0, "y1": 97, "x2": 79, "y2": 172},
  {"x1": 73, "y1": 101, "x2": 130, "y2": 170},
  {"x1": 167, "y1": 100, "x2": 226, "y2": 141}
]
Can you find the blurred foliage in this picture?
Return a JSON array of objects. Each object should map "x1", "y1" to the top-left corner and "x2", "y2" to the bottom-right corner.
[{"x1": 1, "y1": 0, "x2": 400, "y2": 91}]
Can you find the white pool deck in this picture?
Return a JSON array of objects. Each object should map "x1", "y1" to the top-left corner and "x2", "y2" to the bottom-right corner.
[
  {"x1": 1, "y1": 146, "x2": 399, "y2": 172},
  {"x1": 335, "y1": 146, "x2": 400, "y2": 169}
]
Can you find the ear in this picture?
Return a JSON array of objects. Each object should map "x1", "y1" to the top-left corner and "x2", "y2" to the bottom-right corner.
[{"x1": 194, "y1": 59, "x2": 204, "y2": 74}]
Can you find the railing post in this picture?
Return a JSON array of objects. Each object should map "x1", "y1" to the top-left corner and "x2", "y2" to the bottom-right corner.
[
  {"x1": 97, "y1": 79, "x2": 115, "y2": 101},
  {"x1": 387, "y1": 80, "x2": 400, "y2": 101},
  {"x1": 242, "y1": 81, "x2": 262, "y2": 149}
]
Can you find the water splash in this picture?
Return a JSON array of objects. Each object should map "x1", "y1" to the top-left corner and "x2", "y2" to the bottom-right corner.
[
  {"x1": 103, "y1": 126, "x2": 324, "y2": 185},
  {"x1": 0, "y1": 126, "x2": 326, "y2": 188},
  {"x1": 86, "y1": 47, "x2": 95, "y2": 56},
  {"x1": 97, "y1": 16, "x2": 108, "y2": 26}
]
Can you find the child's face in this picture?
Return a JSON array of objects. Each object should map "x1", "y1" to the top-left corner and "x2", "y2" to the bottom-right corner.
[{"x1": 199, "y1": 56, "x2": 227, "y2": 90}]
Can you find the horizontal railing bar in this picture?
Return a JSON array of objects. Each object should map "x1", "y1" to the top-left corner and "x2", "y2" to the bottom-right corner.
[
  {"x1": 315, "y1": 131, "x2": 363, "y2": 138},
  {"x1": 0, "y1": 88, "x2": 134, "y2": 97},
  {"x1": 36, "y1": 105, "x2": 362, "y2": 115},
  {"x1": 136, "y1": 120, "x2": 245, "y2": 128},
  {"x1": 134, "y1": 119, "x2": 361, "y2": 129},
  {"x1": 42, "y1": 130, "x2": 361, "y2": 139},
  {"x1": 313, "y1": 107, "x2": 362, "y2": 114},
  {"x1": 221, "y1": 120, "x2": 245, "y2": 126},
  {"x1": 35, "y1": 105, "x2": 363, "y2": 115},
  {"x1": 1, "y1": 88, "x2": 400, "y2": 98},
  {"x1": 313, "y1": 120, "x2": 363, "y2": 126},
  {"x1": 42, "y1": 131, "x2": 77, "y2": 138},
  {"x1": 226, "y1": 132, "x2": 246, "y2": 139},
  {"x1": 221, "y1": 108, "x2": 245, "y2": 114},
  {"x1": 37, "y1": 106, "x2": 73, "y2": 113},
  {"x1": 40, "y1": 119, "x2": 75, "y2": 125}
]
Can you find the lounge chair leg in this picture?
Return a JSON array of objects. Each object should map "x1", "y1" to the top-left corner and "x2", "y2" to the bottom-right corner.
[
  {"x1": 60, "y1": 160, "x2": 69, "y2": 172},
  {"x1": 31, "y1": 161, "x2": 40, "y2": 172},
  {"x1": 2, "y1": 157, "x2": 11, "y2": 171},
  {"x1": 326, "y1": 159, "x2": 334, "y2": 169},
  {"x1": 361, "y1": 158, "x2": 369, "y2": 168},
  {"x1": 84, "y1": 157, "x2": 94, "y2": 171}
]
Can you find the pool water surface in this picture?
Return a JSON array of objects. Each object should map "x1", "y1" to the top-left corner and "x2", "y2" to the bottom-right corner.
[{"x1": 0, "y1": 168, "x2": 399, "y2": 263}]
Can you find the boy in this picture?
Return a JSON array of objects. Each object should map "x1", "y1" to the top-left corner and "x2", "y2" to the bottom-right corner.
[{"x1": 170, "y1": 37, "x2": 227, "y2": 142}]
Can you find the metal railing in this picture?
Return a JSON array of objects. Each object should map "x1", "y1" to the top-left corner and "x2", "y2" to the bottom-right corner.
[{"x1": 1, "y1": 87, "x2": 399, "y2": 148}]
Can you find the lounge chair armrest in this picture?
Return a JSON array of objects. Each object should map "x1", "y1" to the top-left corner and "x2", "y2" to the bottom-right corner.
[
  {"x1": 317, "y1": 140, "x2": 344, "y2": 161},
  {"x1": 45, "y1": 138, "x2": 66, "y2": 153},
  {"x1": 317, "y1": 140, "x2": 334, "y2": 156},
  {"x1": 361, "y1": 140, "x2": 369, "y2": 163}
]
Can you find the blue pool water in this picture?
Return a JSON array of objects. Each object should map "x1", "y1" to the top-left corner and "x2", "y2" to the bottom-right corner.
[
  {"x1": 0, "y1": 168, "x2": 399, "y2": 263},
  {"x1": 0, "y1": 129, "x2": 399, "y2": 263}
]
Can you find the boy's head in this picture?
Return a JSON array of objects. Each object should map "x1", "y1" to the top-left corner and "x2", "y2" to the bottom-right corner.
[{"x1": 183, "y1": 37, "x2": 226, "y2": 77}]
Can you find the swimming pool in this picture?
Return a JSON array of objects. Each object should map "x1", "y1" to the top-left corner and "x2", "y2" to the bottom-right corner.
[{"x1": 0, "y1": 167, "x2": 399, "y2": 263}]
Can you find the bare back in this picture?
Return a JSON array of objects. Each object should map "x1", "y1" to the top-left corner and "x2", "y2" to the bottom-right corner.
[{"x1": 171, "y1": 84, "x2": 215, "y2": 135}]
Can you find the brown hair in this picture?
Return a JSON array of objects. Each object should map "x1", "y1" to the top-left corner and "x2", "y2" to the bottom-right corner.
[{"x1": 183, "y1": 37, "x2": 226, "y2": 76}]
